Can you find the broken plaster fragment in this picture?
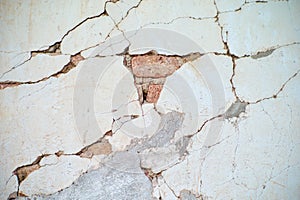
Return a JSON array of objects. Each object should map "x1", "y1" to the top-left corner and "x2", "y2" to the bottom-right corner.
[
  {"x1": 224, "y1": 99, "x2": 248, "y2": 119},
  {"x1": 124, "y1": 51, "x2": 201, "y2": 104},
  {"x1": 19, "y1": 156, "x2": 91, "y2": 196}
]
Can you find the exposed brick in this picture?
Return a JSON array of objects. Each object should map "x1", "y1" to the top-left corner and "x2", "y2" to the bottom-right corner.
[
  {"x1": 126, "y1": 52, "x2": 201, "y2": 104},
  {"x1": 146, "y1": 84, "x2": 163, "y2": 103},
  {"x1": 131, "y1": 55, "x2": 181, "y2": 78}
]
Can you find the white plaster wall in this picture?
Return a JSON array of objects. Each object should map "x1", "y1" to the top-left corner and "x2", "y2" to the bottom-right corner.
[{"x1": 0, "y1": 0, "x2": 299, "y2": 199}]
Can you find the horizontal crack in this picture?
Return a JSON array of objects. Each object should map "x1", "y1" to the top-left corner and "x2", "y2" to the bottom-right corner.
[
  {"x1": 10, "y1": 129, "x2": 114, "y2": 197},
  {"x1": 0, "y1": 53, "x2": 84, "y2": 90}
]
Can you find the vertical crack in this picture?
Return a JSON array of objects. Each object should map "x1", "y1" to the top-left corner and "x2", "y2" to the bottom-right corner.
[{"x1": 213, "y1": 0, "x2": 241, "y2": 101}]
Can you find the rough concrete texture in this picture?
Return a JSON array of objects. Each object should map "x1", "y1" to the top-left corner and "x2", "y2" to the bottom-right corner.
[
  {"x1": 1, "y1": 0, "x2": 300, "y2": 199},
  {"x1": 16, "y1": 165, "x2": 152, "y2": 200}
]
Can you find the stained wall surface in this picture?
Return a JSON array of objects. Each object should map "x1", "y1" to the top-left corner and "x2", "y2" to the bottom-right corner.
[{"x1": 1, "y1": 0, "x2": 300, "y2": 199}]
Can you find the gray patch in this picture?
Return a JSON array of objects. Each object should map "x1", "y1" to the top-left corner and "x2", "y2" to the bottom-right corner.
[
  {"x1": 251, "y1": 48, "x2": 275, "y2": 59},
  {"x1": 224, "y1": 100, "x2": 248, "y2": 119},
  {"x1": 180, "y1": 190, "x2": 198, "y2": 200},
  {"x1": 141, "y1": 111, "x2": 184, "y2": 149},
  {"x1": 18, "y1": 164, "x2": 152, "y2": 200},
  {"x1": 138, "y1": 136, "x2": 190, "y2": 173},
  {"x1": 104, "y1": 150, "x2": 143, "y2": 173},
  {"x1": 175, "y1": 136, "x2": 190, "y2": 156},
  {"x1": 135, "y1": 111, "x2": 186, "y2": 173},
  {"x1": 139, "y1": 146, "x2": 180, "y2": 173}
]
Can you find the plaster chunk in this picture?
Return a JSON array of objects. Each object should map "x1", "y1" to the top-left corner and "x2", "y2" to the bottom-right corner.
[
  {"x1": 117, "y1": 0, "x2": 217, "y2": 31},
  {"x1": 61, "y1": 16, "x2": 115, "y2": 55},
  {"x1": 0, "y1": 54, "x2": 70, "y2": 82},
  {"x1": 0, "y1": 0, "x2": 106, "y2": 52},
  {"x1": 161, "y1": 152, "x2": 202, "y2": 197},
  {"x1": 218, "y1": 1, "x2": 300, "y2": 56},
  {"x1": 19, "y1": 156, "x2": 90, "y2": 196},
  {"x1": 108, "y1": 131, "x2": 132, "y2": 151},
  {"x1": 131, "y1": 18, "x2": 225, "y2": 54},
  {"x1": 234, "y1": 44, "x2": 300, "y2": 101}
]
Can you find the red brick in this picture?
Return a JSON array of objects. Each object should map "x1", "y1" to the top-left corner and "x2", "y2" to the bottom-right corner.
[
  {"x1": 146, "y1": 84, "x2": 163, "y2": 103},
  {"x1": 131, "y1": 55, "x2": 180, "y2": 78}
]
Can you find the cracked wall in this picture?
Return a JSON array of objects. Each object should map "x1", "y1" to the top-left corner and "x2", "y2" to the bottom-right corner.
[{"x1": 1, "y1": 0, "x2": 300, "y2": 199}]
